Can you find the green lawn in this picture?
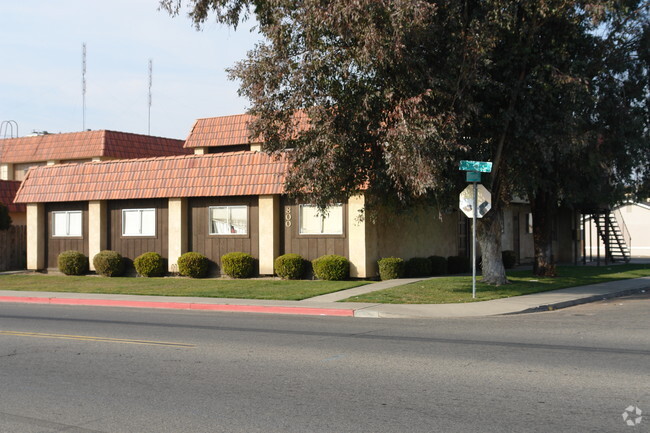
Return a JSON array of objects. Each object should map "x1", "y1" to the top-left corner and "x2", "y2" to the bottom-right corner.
[
  {"x1": 342, "y1": 263, "x2": 650, "y2": 304},
  {"x1": 0, "y1": 274, "x2": 369, "y2": 301}
]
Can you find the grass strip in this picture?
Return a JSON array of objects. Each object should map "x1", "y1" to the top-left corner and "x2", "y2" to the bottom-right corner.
[
  {"x1": 343, "y1": 264, "x2": 650, "y2": 304},
  {"x1": 0, "y1": 274, "x2": 369, "y2": 301}
]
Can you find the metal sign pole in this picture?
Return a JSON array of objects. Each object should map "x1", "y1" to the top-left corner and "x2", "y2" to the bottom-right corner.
[
  {"x1": 458, "y1": 160, "x2": 493, "y2": 300},
  {"x1": 472, "y1": 180, "x2": 478, "y2": 299}
]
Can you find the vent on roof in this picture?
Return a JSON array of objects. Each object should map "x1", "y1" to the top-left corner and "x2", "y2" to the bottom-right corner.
[{"x1": 27, "y1": 130, "x2": 50, "y2": 137}]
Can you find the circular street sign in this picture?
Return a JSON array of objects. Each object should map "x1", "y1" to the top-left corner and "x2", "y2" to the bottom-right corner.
[{"x1": 459, "y1": 184, "x2": 491, "y2": 218}]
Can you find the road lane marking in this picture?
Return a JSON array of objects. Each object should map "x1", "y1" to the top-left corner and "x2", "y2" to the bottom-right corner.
[{"x1": 0, "y1": 331, "x2": 195, "y2": 348}]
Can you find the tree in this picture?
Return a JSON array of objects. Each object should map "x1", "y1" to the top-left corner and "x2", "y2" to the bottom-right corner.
[
  {"x1": 502, "y1": 3, "x2": 650, "y2": 275},
  {"x1": 161, "y1": 0, "x2": 650, "y2": 283},
  {"x1": 0, "y1": 203, "x2": 11, "y2": 230}
]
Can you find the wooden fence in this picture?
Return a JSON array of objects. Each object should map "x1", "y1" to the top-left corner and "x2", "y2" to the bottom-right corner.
[{"x1": 0, "y1": 225, "x2": 27, "y2": 271}]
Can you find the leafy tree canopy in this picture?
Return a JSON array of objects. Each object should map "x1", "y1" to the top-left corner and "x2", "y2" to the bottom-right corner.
[{"x1": 162, "y1": 0, "x2": 650, "y2": 281}]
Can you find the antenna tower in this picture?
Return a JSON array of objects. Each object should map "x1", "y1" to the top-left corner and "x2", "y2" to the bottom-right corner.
[
  {"x1": 148, "y1": 59, "x2": 153, "y2": 135},
  {"x1": 82, "y1": 43, "x2": 87, "y2": 131}
]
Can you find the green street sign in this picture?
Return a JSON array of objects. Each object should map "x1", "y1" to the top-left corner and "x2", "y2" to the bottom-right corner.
[
  {"x1": 466, "y1": 171, "x2": 481, "y2": 182},
  {"x1": 459, "y1": 160, "x2": 493, "y2": 173}
]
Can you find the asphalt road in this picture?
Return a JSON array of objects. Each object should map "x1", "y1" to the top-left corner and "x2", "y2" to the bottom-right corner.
[{"x1": 0, "y1": 294, "x2": 648, "y2": 432}]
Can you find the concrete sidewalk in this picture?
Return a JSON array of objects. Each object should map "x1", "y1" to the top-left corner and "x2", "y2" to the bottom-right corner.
[{"x1": 0, "y1": 276, "x2": 648, "y2": 319}]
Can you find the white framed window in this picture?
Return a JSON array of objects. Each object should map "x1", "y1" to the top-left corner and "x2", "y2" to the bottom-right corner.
[
  {"x1": 209, "y1": 206, "x2": 248, "y2": 235},
  {"x1": 122, "y1": 208, "x2": 156, "y2": 236},
  {"x1": 52, "y1": 211, "x2": 82, "y2": 237},
  {"x1": 299, "y1": 204, "x2": 343, "y2": 235}
]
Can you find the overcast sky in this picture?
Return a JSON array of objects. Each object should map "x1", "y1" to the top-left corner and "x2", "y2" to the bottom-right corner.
[{"x1": 0, "y1": 1, "x2": 262, "y2": 140}]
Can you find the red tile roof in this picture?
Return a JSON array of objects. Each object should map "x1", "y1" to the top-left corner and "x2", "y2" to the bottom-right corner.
[
  {"x1": 14, "y1": 152, "x2": 288, "y2": 204},
  {"x1": 0, "y1": 130, "x2": 188, "y2": 164},
  {"x1": 185, "y1": 114, "x2": 257, "y2": 148},
  {"x1": 0, "y1": 180, "x2": 24, "y2": 212},
  {"x1": 184, "y1": 112, "x2": 310, "y2": 148}
]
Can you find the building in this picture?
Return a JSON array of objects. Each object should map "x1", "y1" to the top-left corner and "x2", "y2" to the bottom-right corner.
[
  {"x1": 619, "y1": 201, "x2": 650, "y2": 257},
  {"x1": 582, "y1": 201, "x2": 650, "y2": 259},
  {"x1": 0, "y1": 130, "x2": 189, "y2": 225},
  {"x1": 0, "y1": 180, "x2": 25, "y2": 225},
  {"x1": 14, "y1": 114, "x2": 579, "y2": 277}
]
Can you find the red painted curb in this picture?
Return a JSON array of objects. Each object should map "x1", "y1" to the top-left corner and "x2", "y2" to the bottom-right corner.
[{"x1": 0, "y1": 296, "x2": 355, "y2": 317}]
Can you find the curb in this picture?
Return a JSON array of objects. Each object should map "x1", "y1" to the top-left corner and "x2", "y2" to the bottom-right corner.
[
  {"x1": 0, "y1": 296, "x2": 355, "y2": 317},
  {"x1": 509, "y1": 287, "x2": 648, "y2": 314}
]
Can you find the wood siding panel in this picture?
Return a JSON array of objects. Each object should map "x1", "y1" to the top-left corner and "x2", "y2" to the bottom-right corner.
[
  {"x1": 45, "y1": 202, "x2": 89, "y2": 268},
  {"x1": 280, "y1": 198, "x2": 348, "y2": 261},
  {"x1": 0, "y1": 225, "x2": 27, "y2": 271},
  {"x1": 188, "y1": 197, "x2": 259, "y2": 273},
  {"x1": 106, "y1": 199, "x2": 168, "y2": 262}
]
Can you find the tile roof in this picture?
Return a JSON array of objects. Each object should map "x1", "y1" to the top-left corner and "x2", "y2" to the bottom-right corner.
[
  {"x1": 0, "y1": 130, "x2": 188, "y2": 164},
  {"x1": 184, "y1": 112, "x2": 310, "y2": 148},
  {"x1": 0, "y1": 180, "x2": 24, "y2": 212},
  {"x1": 14, "y1": 152, "x2": 288, "y2": 204},
  {"x1": 185, "y1": 114, "x2": 257, "y2": 148}
]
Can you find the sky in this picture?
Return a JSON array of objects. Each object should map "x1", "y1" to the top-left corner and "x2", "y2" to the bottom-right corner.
[{"x1": 0, "y1": 1, "x2": 263, "y2": 140}]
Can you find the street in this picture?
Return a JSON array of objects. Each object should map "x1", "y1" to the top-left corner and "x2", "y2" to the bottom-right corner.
[{"x1": 0, "y1": 294, "x2": 648, "y2": 432}]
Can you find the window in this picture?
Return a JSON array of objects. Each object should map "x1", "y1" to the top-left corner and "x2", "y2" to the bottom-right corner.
[
  {"x1": 52, "y1": 211, "x2": 82, "y2": 237},
  {"x1": 122, "y1": 209, "x2": 156, "y2": 236},
  {"x1": 209, "y1": 206, "x2": 248, "y2": 235},
  {"x1": 299, "y1": 204, "x2": 343, "y2": 235}
]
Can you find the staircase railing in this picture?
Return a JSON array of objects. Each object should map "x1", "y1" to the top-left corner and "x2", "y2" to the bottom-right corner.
[
  {"x1": 581, "y1": 210, "x2": 631, "y2": 263},
  {"x1": 613, "y1": 208, "x2": 632, "y2": 258}
]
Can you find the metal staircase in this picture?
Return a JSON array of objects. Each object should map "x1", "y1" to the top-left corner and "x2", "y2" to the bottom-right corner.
[{"x1": 590, "y1": 210, "x2": 631, "y2": 263}]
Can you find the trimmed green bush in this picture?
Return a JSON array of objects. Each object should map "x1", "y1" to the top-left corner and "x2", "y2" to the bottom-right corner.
[
  {"x1": 133, "y1": 252, "x2": 166, "y2": 277},
  {"x1": 92, "y1": 250, "x2": 125, "y2": 277},
  {"x1": 447, "y1": 255, "x2": 470, "y2": 274},
  {"x1": 177, "y1": 252, "x2": 209, "y2": 278},
  {"x1": 57, "y1": 250, "x2": 88, "y2": 276},
  {"x1": 405, "y1": 257, "x2": 432, "y2": 277},
  {"x1": 221, "y1": 252, "x2": 254, "y2": 278},
  {"x1": 428, "y1": 255, "x2": 447, "y2": 276},
  {"x1": 378, "y1": 257, "x2": 404, "y2": 280},
  {"x1": 274, "y1": 253, "x2": 305, "y2": 280},
  {"x1": 502, "y1": 250, "x2": 517, "y2": 269},
  {"x1": 312, "y1": 254, "x2": 350, "y2": 281}
]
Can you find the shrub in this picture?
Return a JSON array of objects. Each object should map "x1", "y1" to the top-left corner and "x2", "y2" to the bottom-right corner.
[
  {"x1": 274, "y1": 253, "x2": 305, "y2": 280},
  {"x1": 447, "y1": 255, "x2": 470, "y2": 274},
  {"x1": 57, "y1": 250, "x2": 88, "y2": 276},
  {"x1": 502, "y1": 250, "x2": 517, "y2": 269},
  {"x1": 312, "y1": 254, "x2": 350, "y2": 281},
  {"x1": 0, "y1": 203, "x2": 11, "y2": 230},
  {"x1": 405, "y1": 257, "x2": 432, "y2": 278},
  {"x1": 377, "y1": 257, "x2": 404, "y2": 281},
  {"x1": 221, "y1": 252, "x2": 254, "y2": 278},
  {"x1": 93, "y1": 250, "x2": 125, "y2": 277},
  {"x1": 428, "y1": 255, "x2": 447, "y2": 276},
  {"x1": 177, "y1": 252, "x2": 209, "y2": 278},
  {"x1": 134, "y1": 252, "x2": 166, "y2": 277}
]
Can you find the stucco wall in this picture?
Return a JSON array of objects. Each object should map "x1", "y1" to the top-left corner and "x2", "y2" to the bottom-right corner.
[
  {"x1": 370, "y1": 206, "x2": 459, "y2": 264},
  {"x1": 621, "y1": 203, "x2": 650, "y2": 257},
  {"x1": 503, "y1": 204, "x2": 535, "y2": 264},
  {"x1": 585, "y1": 204, "x2": 650, "y2": 258},
  {"x1": 368, "y1": 203, "x2": 553, "y2": 271},
  {"x1": 554, "y1": 207, "x2": 578, "y2": 263}
]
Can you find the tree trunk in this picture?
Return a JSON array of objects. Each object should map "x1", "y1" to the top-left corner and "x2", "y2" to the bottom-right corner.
[
  {"x1": 477, "y1": 204, "x2": 509, "y2": 285},
  {"x1": 530, "y1": 190, "x2": 557, "y2": 277}
]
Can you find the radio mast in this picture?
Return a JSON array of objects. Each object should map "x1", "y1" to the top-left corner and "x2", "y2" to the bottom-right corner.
[
  {"x1": 148, "y1": 59, "x2": 153, "y2": 135},
  {"x1": 82, "y1": 43, "x2": 87, "y2": 131}
]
